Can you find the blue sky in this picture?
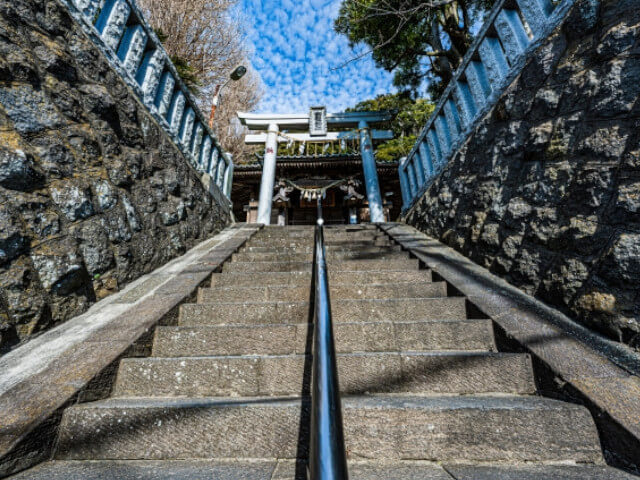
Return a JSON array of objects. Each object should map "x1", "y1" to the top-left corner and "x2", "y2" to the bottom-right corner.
[{"x1": 240, "y1": 0, "x2": 396, "y2": 113}]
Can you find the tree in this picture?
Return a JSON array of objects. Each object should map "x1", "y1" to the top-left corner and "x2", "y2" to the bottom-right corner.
[
  {"x1": 335, "y1": 0, "x2": 495, "y2": 98},
  {"x1": 138, "y1": 0, "x2": 263, "y2": 161},
  {"x1": 348, "y1": 92, "x2": 435, "y2": 161}
]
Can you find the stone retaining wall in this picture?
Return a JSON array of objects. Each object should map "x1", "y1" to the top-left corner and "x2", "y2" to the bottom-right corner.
[
  {"x1": 404, "y1": 0, "x2": 640, "y2": 347},
  {"x1": 0, "y1": 0, "x2": 231, "y2": 353}
]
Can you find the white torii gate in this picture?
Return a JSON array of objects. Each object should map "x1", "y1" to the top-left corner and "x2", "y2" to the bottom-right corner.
[{"x1": 237, "y1": 108, "x2": 393, "y2": 224}]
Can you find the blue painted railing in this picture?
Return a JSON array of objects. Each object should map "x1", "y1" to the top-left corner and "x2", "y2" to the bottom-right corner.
[
  {"x1": 62, "y1": 0, "x2": 234, "y2": 201},
  {"x1": 399, "y1": 0, "x2": 576, "y2": 212}
]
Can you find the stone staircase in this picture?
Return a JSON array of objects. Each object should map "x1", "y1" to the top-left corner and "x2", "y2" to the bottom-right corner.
[{"x1": 11, "y1": 225, "x2": 635, "y2": 479}]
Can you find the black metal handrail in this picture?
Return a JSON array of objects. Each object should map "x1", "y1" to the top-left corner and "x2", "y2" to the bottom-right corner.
[{"x1": 308, "y1": 199, "x2": 349, "y2": 480}]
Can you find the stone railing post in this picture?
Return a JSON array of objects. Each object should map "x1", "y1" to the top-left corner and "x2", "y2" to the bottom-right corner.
[
  {"x1": 398, "y1": 159, "x2": 412, "y2": 209},
  {"x1": 398, "y1": 0, "x2": 577, "y2": 213}
]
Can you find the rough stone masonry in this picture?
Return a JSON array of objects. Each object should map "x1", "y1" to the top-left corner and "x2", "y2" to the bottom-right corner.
[
  {"x1": 405, "y1": 0, "x2": 640, "y2": 348},
  {"x1": 0, "y1": 0, "x2": 231, "y2": 353}
]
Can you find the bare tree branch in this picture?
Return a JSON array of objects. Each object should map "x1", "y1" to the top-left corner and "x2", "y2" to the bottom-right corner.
[{"x1": 138, "y1": 0, "x2": 263, "y2": 161}]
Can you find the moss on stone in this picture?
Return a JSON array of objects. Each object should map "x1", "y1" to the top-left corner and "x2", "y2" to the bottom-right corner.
[{"x1": 545, "y1": 135, "x2": 569, "y2": 161}]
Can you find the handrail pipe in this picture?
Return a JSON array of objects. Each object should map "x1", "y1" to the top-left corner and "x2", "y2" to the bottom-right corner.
[{"x1": 308, "y1": 198, "x2": 349, "y2": 480}]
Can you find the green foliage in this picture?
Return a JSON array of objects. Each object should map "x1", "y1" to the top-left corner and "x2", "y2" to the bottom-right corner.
[
  {"x1": 347, "y1": 92, "x2": 435, "y2": 162},
  {"x1": 335, "y1": 0, "x2": 496, "y2": 99},
  {"x1": 154, "y1": 28, "x2": 169, "y2": 43},
  {"x1": 374, "y1": 136, "x2": 417, "y2": 162},
  {"x1": 170, "y1": 56, "x2": 202, "y2": 94},
  {"x1": 348, "y1": 92, "x2": 434, "y2": 137},
  {"x1": 154, "y1": 29, "x2": 202, "y2": 95}
]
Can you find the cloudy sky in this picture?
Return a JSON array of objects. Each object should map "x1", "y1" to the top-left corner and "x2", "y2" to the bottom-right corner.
[{"x1": 240, "y1": 0, "x2": 396, "y2": 113}]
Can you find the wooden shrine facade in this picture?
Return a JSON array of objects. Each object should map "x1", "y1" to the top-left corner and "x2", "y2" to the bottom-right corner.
[{"x1": 231, "y1": 155, "x2": 401, "y2": 225}]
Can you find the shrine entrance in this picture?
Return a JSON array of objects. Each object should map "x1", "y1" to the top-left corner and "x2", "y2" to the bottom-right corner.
[
  {"x1": 232, "y1": 156, "x2": 401, "y2": 225},
  {"x1": 283, "y1": 184, "x2": 346, "y2": 225},
  {"x1": 235, "y1": 107, "x2": 400, "y2": 225}
]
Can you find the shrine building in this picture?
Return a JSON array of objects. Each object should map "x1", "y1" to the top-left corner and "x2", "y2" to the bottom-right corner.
[{"x1": 232, "y1": 107, "x2": 403, "y2": 225}]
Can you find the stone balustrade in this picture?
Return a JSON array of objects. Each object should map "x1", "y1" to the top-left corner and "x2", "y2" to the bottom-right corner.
[
  {"x1": 399, "y1": 0, "x2": 576, "y2": 211},
  {"x1": 62, "y1": 0, "x2": 234, "y2": 200}
]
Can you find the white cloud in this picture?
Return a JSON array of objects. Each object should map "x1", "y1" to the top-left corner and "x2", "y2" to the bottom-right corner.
[{"x1": 241, "y1": 0, "x2": 395, "y2": 113}]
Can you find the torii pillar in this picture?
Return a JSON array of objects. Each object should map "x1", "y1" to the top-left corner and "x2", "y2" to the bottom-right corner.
[
  {"x1": 359, "y1": 120, "x2": 385, "y2": 223},
  {"x1": 256, "y1": 122, "x2": 278, "y2": 224}
]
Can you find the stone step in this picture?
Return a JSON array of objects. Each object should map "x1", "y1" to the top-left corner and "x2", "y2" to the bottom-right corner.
[
  {"x1": 153, "y1": 319, "x2": 496, "y2": 357},
  {"x1": 263, "y1": 225, "x2": 317, "y2": 230},
  {"x1": 8, "y1": 459, "x2": 282, "y2": 480},
  {"x1": 246, "y1": 238, "x2": 393, "y2": 248},
  {"x1": 13, "y1": 459, "x2": 635, "y2": 480},
  {"x1": 222, "y1": 258, "x2": 420, "y2": 273},
  {"x1": 209, "y1": 270, "x2": 433, "y2": 288},
  {"x1": 198, "y1": 281, "x2": 448, "y2": 303},
  {"x1": 55, "y1": 396, "x2": 603, "y2": 463},
  {"x1": 443, "y1": 464, "x2": 638, "y2": 480},
  {"x1": 241, "y1": 245, "x2": 403, "y2": 254},
  {"x1": 271, "y1": 461, "x2": 637, "y2": 480},
  {"x1": 113, "y1": 352, "x2": 535, "y2": 398},
  {"x1": 179, "y1": 297, "x2": 468, "y2": 326},
  {"x1": 325, "y1": 225, "x2": 379, "y2": 230},
  {"x1": 14, "y1": 460, "x2": 635, "y2": 480},
  {"x1": 249, "y1": 229, "x2": 388, "y2": 240},
  {"x1": 232, "y1": 252, "x2": 312, "y2": 263},
  {"x1": 250, "y1": 235, "x2": 388, "y2": 244},
  {"x1": 232, "y1": 250, "x2": 409, "y2": 263},
  {"x1": 253, "y1": 230, "x2": 384, "y2": 239}
]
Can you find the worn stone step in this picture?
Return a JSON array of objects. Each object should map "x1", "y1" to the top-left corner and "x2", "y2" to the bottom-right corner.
[
  {"x1": 263, "y1": 225, "x2": 317, "y2": 230},
  {"x1": 13, "y1": 460, "x2": 635, "y2": 480},
  {"x1": 254, "y1": 230, "x2": 383, "y2": 239},
  {"x1": 271, "y1": 461, "x2": 638, "y2": 480},
  {"x1": 113, "y1": 352, "x2": 535, "y2": 398},
  {"x1": 209, "y1": 270, "x2": 433, "y2": 288},
  {"x1": 325, "y1": 247, "x2": 405, "y2": 258},
  {"x1": 153, "y1": 319, "x2": 496, "y2": 357},
  {"x1": 55, "y1": 396, "x2": 603, "y2": 463},
  {"x1": 250, "y1": 234, "x2": 388, "y2": 244},
  {"x1": 6, "y1": 459, "x2": 449, "y2": 479},
  {"x1": 241, "y1": 245, "x2": 403, "y2": 254},
  {"x1": 232, "y1": 250, "x2": 408, "y2": 263},
  {"x1": 7, "y1": 460, "x2": 281, "y2": 480},
  {"x1": 233, "y1": 252, "x2": 314, "y2": 263},
  {"x1": 246, "y1": 238, "x2": 393, "y2": 248},
  {"x1": 249, "y1": 230, "x2": 388, "y2": 240},
  {"x1": 179, "y1": 297, "x2": 467, "y2": 326},
  {"x1": 443, "y1": 464, "x2": 638, "y2": 480},
  {"x1": 222, "y1": 258, "x2": 419, "y2": 273},
  {"x1": 198, "y1": 281, "x2": 448, "y2": 303}
]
